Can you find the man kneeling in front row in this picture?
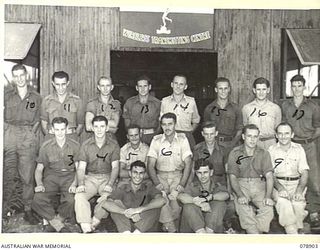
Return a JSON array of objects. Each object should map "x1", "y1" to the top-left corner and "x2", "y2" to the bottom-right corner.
[
  {"x1": 102, "y1": 160, "x2": 166, "y2": 233},
  {"x1": 178, "y1": 159, "x2": 229, "y2": 233}
]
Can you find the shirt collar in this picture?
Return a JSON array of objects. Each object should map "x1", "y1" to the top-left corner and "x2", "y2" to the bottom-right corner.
[
  {"x1": 98, "y1": 94, "x2": 115, "y2": 104},
  {"x1": 160, "y1": 132, "x2": 179, "y2": 143},
  {"x1": 170, "y1": 94, "x2": 187, "y2": 102},
  {"x1": 88, "y1": 135, "x2": 110, "y2": 147},
  {"x1": 192, "y1": 177, "x2": 216, "y2": 192},
  {"x1": 123, "y1": 182, "x2": 148, "y2": 192}
]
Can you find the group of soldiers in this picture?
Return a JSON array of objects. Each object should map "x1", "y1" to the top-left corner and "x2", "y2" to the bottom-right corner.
[{"x1": 3, "y1": 63, "x2": 320, "y2": 234}]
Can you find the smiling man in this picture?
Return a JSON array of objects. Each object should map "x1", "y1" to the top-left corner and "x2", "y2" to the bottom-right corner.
[
  {"x1": 118, "y1": 125, "x2": 149, "y2": 186},
  {"x1": 160, "y1": 75, "x2": 200, "y2": 149},
  {"x1": 123, "y1": 75, "x2": 161, "y2": 145},
  {"x1": 227, "y1": 124, "x2": 274, "y2": 234},
  {"x1": 102, "y1": 160, "x2": 166, "y2": 233},
  {"x1": 242, "y1": 77, "x2": 281, "y2": 150},
  {"x1": 147, "y1": 112, "x2": 193, "y2": 232},
  {"x1": 4, "y1": 64, "x2": 42, "y2": 224},
  {"x1": 178, "y1": 159, "x2": 229, "y2": 233},
  {"x1": 86, "y1": 76, "x2": 121, "y2": 140},
  {"x1": 32, "y1": 117, "x2": 80, "y2": 232},
  {"x1": 41, "y1": 71, "x2": 84, "y2": 141},
  {"x1": 268, "y1": 122, "x2": 309, "y2": 234},
  {"x1": 281, "y1": 74, "x2": 320, "y2": 230},
  {"x1": 204, "y1": 77, "x2": 243, "y2": 152},
  {"x1": 74, "y1": 115, "x2": 120, "y2": 233}
]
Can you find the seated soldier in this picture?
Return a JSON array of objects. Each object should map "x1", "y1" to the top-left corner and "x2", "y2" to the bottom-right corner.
[
  {"x1": 228, "y1": 124, "x2": 274, "y2": 234},
  {"x1": 118, "y1": 125, "x2": 149, "y2": 186},
  {"x1": 178, "y1": 159, "x2": 229, "y2": 233},
  {"x1": 32, "y1": 117, "x2": 80, "y2": 232},
  {"x1": 268, "y1": 122, "x2": 309, "y2": 234},
  {"x1": 74, "y1": 115, "x2": 120, "y2": 233},
  {"x1": 102, "y1": 160, "x2": 166, "y2": 233}
]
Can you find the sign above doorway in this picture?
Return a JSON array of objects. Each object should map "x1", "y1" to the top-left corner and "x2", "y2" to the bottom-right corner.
[{"x1": 120, "y1": 10, "x2": 214, "y2": 49}]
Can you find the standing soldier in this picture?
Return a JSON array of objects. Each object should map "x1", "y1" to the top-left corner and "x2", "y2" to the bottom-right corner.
[
  {"x1": 4, "y1": 64, "x2": 42, "y2": 224},
  {"x1": 203, "y1": 77, "x2": 243, "y2": 153},
  {"x1": 123, "y1": 75, "x2": 161, "y2": 145},
  {"x1": 86, "y1": 76, "x2": 121, "y2": 141},
  {"x1": 147, "y1": 112, "x2": 193, "y2": 232},
  {"x1": 41, "y1": 71, "x2": 84, "y2": 141},
  {"x1": 242, "y1": 77, "x2": 281, "y2": 150},
  {"x1": 160, "y1": 74, "x2": 200, "y2": 149},
  {"x1": 32, "y1": 117, "x2": 80, "y2": 232},
  {"x1": 227, "y1": 124, "x2": 274, "y2": 234},
  {"x1": 281, "y1": 74, "x2": 320, "y2": 230}
]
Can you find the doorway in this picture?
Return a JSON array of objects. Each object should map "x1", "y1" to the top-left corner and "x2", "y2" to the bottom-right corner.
[{"x1": 110, "y1": 50, "x2": 218, "y2": 145}]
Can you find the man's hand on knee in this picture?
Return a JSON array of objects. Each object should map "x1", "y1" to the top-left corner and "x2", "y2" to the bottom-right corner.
[
  {"x1": 76, "y1": 185, "x2": 86, "y2": 193},
  {"x1": 35, "y1": 185, "x2": 45, "y2": 193},
  {"x1": 237, "y1": 196, "x2": 249, "y2": 205}
]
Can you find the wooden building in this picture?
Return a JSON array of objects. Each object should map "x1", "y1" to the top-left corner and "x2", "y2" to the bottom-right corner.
[{"x1": 4, "y1": 5, "x2": 320, "y2": 143}]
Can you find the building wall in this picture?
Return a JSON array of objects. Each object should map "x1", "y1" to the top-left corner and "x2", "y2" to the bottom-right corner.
[
  {"x1": 214, "y1": 9, "x2": 320, "y2": 106},
  {"x1": 5, "y1": 4, "x2": 119, "y2": 105}
]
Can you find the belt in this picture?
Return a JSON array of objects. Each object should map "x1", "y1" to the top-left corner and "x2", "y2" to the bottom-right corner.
[
  {"x1": 218, "y1": 136, "x2": 233, "y2": 142},
  {"x1": 259, "y1": 136, "x2": 275, "y2": 142},
  {"x1": 292, "y1": 138, "x2": 315, "y2": 144},
  {"x1": 49, "y1": 127, "x2": 76, "y2": 135},
  {"x1": 276, "y1": 176, "x2": 300, "y2": 181},
  {"x1": 140, "y1": 128, "x2": 155, "y2": 135}
]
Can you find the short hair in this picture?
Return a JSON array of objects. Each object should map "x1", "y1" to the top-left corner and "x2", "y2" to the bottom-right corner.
[
  {"x1": 252, "y1": 77, "x2": 270, "y2": 88},
  {"x1": 51, "y1": 117, "x2": 68, "y2": 127},
  {"x1": 242, "y1": 124, "x2": 260, "y2": 135},
  {"x1": 290, "y1": 74, "x2": 306, "y2": 86},
  {"x1": 275, "y1": 122, "x2": 294, "y2": 133},
  {"x1": 160, "y1": 112, "x2": 177, "y2": 124},
  {"x1": 98, "y1": 76, "x2": 112, "y2": 85},
  {"x1": 130, "y1": 160, "x2": 146, "y2": 171},
  {"x1": 214, "y1": 77, "x2": 230, "y2": 88},
  {"x1": 172, "y1": 74, "x2": 187, "y2": 83},
  {"x1": 194, "y1": 158, "x2": 213, "y2": 171},
  {"x1": 12, "y1": 64, "x2": 27, "y2": 74},
  {"x1": 127, "y1": 124, "x2": 141, "y2": 133},
  {"x1": 136, "y1": 75, "x2": 151, "y2": 85},
  {"x1": 92, "y1": 115, "x2": 108, "y2": 126},
  {"x1": 52, "y1": 71, "x2": 69, "y2": 82},
  {"x1": 201, "y1": 121, "x2": 217, "y2": 130}
]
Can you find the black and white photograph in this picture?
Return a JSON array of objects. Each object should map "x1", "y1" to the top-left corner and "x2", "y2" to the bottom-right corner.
[{"x1": 1, "y1": 0, "x2": 320, "y2": 249}]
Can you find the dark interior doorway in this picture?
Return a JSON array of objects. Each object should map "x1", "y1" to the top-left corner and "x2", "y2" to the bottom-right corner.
[{"x1": 111, "y1": 50, "x2": 218, "y2": 145}]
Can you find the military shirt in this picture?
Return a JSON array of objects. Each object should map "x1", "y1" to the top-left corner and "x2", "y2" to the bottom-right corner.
[
  {"x1": 78, "y1": 137, "x2": 120, "y2": 174},
  {"x1": 86, "y1": 95, "x2": 122, "y2": 126},
  {"x1": 227, "y1": 144, "x2": 273, "y2": 178},
  {"x1": 123, "y1": 95, "x2": 160, "y2": 129},
  {"x1": 268, "y1": 142, "x2": 309, "y2": 178},
  {"x1": 120, "y1": 142, "x2": 149, "y2": 170},
  {"x1": 242, "y1": 99, "x2": 281, "y2": 139},
  {"x1": 37, "y1": 137, "x2": 80, "y2": 174},
  {"x1": 185, "y1": 177, "x2": 227, "y2": 197},
  {"x1": 147, "y1": 132, "x2": 192, "y2": 172},
  {"x1": 4, "y1": 86, "x2": 42, "y2": 126},
  {"x1": 41, "y1": 92, "x2": 84, "y2": 129},
  {"x1": 193, "y1": 141, "x2": 227, "y2": 175},
  {"x1": 160, "y1": 94, "x2": 200, "y2": 132},
  {"x1": 109, "y1": 180, "x2": 161, "y2": 208},
  {"x1": 281, "y1": 98, "x2": 320, "y2": 140},
  {"x1": 203, "y1": 100, "x2": 243, "y2": 137}
]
